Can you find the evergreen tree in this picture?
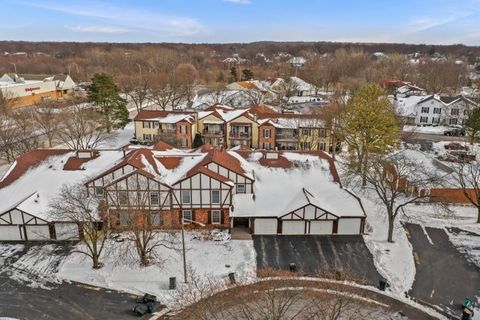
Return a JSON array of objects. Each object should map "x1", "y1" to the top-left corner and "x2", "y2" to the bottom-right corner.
[
  {"x1": 229, "y1": 67, "x2": 238, "y2": 82},
  {"x1": 88, "y1": 73, "x2": 129, "y2": 133},
  {"x1": 465, "y1": 107, "x2": 480, "y2": 144},
  {"x1": 241, "y1": 69, "x2": 254, "y2": 81},
  {"x1": 192, "y1": 133, "x2": 204, "y2": 148}
]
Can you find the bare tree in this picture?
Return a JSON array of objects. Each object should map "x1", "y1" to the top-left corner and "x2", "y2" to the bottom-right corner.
[
  {"x1": 32, "y1": 100, "x2": 62, "y2": 147},
  {"x1": 361, "y1": 153, "x2": 444, "y2": 242},
  {"x1": 0, "y1": 108, "x2": 39, "y2": 162},
  {"x1": 50, "y1": 183, "x2": 110, "y2": 269},
  {"x1": 118, "y1": 74, "x2": 152, "y2": 112},
  {"x1": 454, "y1": 161, "x2": 480, "y2": 223},
  {"x1": 57, "y1": 103, "x2": 108, "y2": 149}
]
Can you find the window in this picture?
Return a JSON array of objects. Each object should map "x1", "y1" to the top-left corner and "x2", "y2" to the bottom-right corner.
[
  {"x1": 150, "y1": 192, "x2": 159, "y2": 206},
  {"x1": 301, "y1": 141, "x2": 311, "y2": 150},
  {"x1": 118, "y1": 191, "x2": 128, "y2": 205},
  {"x1": 150, "y1": 211, "x2": 162, "y2": 225},
  {"x1": 143, "y1": 134, "x2": 152, "y2": 141},
  {"x1": 263, "y1": 142, "x2": 271, "y2": 150},
  {"x1": 419, "y1": 116, "x2": 428, "y2": 123},
  {"x1": 319, "y1": 129, "x2": 326, "y2": 138},
  {"x1": 421, "y1": 107, "x2": 430, "y2": 113},
  {"x1": 182, "y1": 210, "x2": 192, "y2": 224},
  {"x1": 94, "y1": 186, "x2": 104, "y2": 197},
  {"x1": 142, "y1": 121, "x2": 151, "y2": 129},
  {"x1": 211, "y1": 210, "x2": 221, "y2": 224},
  {"x1": 263, "y1": 129, "x2": 271, "y2": 138},
  {"x1": 318, "y1": 143, "x2": 325, "y2": 150},
  {"x1": 451, "y1": 109, "x2": 459, "y2": 115},
  {"x1": 181, "y1": 190, "x2": 191, "y2": 204},
  {"x1": 119, "y1": 211, "x2": 129, "y2": 226},
  {"x1": 180, "y1": 125, "x2": 187, "y2": 134},
  {"x1": 181, "y1": 138, "x2": 188, "y2": 147},
  {"x1": 433, "y1": 108, "x2": 442, "y2": 114},
  {"x1": 236, "y1": 184, "x2": 246, "y2": 193},
  {"x1": 302, "y1": 128, "x2": 311, "y2": 136},
  {"x1": 211, "y1": 190, "x2": 220, "y2": 204},
  {"x1": 432, "y1": 117, "x2": 440, "y2": 124},
  {"x1": 449, "y1": 118, "x2": 458, "y2": 125}
]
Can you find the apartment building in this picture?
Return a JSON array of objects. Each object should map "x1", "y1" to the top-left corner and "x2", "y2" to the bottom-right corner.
[
  {"x1": 0, "y1": 144, "x2": 365, "y2": 240},
  {"x1": 133, "y1": 110, "x2": 197, "y2": 148},
  {"x1": 134, "y1": 104, "x2": 333, "y2": 151},
  {"x1": 415, "y1": 95, "x2": 478, "y2": 126}
]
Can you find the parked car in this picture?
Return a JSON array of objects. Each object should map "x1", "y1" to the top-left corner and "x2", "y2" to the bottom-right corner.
[
  {"x1": 443, "y1": 127, "x2": 465, "y2": 136},
  {"x1": 444, "y1": 142, "x2": 469, "y2": 151}
]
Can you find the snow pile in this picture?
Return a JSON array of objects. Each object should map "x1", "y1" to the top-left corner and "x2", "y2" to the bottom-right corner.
[
  {"x1": 447, "y1": 228, "x2": 480, "y2": 268},
  {"x1": 403, "y1": 125, "x2": 451, "y2": 135}
]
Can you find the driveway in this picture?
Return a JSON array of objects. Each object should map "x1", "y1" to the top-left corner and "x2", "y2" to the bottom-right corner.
[
  {"x1": 405, "y1": 224, "x2": 480, "y2": 314},
  {"x1": 253, "y1": 235, "x2": 382, "y2": 285},
  {"x1": 0, "y1": 242, "x2": 147, "y2": 320}
]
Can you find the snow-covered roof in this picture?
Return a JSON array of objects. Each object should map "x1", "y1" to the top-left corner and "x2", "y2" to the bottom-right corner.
[
  {"x1": 230, "y1": 151, "x2": 365, "y2": 218},
  {"x1": 0, "y1": 150, "x2": 125, "y2": 221}
]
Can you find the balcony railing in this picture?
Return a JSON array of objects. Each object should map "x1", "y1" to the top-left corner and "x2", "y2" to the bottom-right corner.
[
  {"x1": 276, "y1": 134, "x2": 298, "y2": 141},
  {"x1": 229, "y1": 132, "x2": 251, "y2": 139},
  {"x1": 202, "y1": 130, "x2": 224, "y2": 137}
]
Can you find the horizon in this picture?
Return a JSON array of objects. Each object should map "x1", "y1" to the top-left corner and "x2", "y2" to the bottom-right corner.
[{"x1": 1, "y1": 0, "x2": 480, "y2": 46}]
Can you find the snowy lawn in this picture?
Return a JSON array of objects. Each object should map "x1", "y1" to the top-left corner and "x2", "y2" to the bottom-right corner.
[{"x1": 57, "y1": 230, "x2": 256, "y2": 307}]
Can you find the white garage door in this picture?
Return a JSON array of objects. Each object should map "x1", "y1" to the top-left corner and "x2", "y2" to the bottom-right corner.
[
  {"x1": 0, "y1": 226, "x2": 23, "y2": 241},
  {"x1": 337, "y1": 218, "x2": 361, "y2": 235},
  {"x1": 310, "y1": 221, "x2": 333, "y2": 235},
  {"x1": 254, "y1": 219, "x2": 277, "y2": 235},
  {"x1": 282, "y1": 221, "x2": 305, "y2": 235},
  {"x1": 25, "y1": 225, "x2": 50, "y2": 240},
  {"x1": 55, "y1": 223, "x2": 79, "y2": 240}
]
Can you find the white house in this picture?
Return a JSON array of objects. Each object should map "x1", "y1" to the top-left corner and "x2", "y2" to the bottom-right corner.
[{"x1": 414, "y1": 95, "x2": 478, "y2": 126}]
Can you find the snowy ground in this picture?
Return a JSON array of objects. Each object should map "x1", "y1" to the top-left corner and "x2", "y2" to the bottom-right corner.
[
  {"x1": 97, "y1": 121, "x2": 135, "y2": 149},
  {"x1": 338, "y1": 160, "x2": 479, "y2": 318},
  {"x1": 403, "y1": 125, "x2": 450, "y2": 135},
  {"x1": 0, "y1": 230, "x2": 256, "y2": 308}
]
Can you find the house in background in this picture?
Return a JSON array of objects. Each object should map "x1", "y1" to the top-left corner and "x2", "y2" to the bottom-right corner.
[{"x1": 414, "y1": 94, "x2": 478, "y2": 126}]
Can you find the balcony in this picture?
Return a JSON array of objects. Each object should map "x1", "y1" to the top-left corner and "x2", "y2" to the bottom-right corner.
[
  {"x1": 202, "y1": 130, "x2": 224, "y2": 138},
  {"x1": 229, "y1": 131, "x2": 252, "y2": 139},
  {"x1": 276, "y1": 134, "x2": 298, "y2": 141}
]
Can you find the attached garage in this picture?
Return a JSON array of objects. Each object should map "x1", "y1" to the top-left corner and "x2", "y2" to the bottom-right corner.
[
  {"x1": 337, "y1": 218, "x2": 362, "y2": 235},
  {"x1": 0, "y1": 226, "x2": 24, "y2": 241},
  {"x1": 254, "y1": 218, "x2": 277, "y2": 235},
  {"x1": 55, "y1": 223, "x2": 80, "y2": 240},
  {"x1": 310, "y1": 221, "x2": 333, "y2": 235},
  {"x1": 282, "y1": 221, "x2": 305, "y2": 235},
  {"x1": 25, "y1": 225, "x2": 50, "y2": 240}
]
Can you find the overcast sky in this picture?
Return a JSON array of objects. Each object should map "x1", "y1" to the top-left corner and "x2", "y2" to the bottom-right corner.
[{"x1": 1, "y1": 0, "x2": 480, "y2": 45}]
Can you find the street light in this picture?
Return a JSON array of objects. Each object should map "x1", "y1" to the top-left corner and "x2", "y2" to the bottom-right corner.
[{"x1": 181, "y1": 217, "x2": 205, "y2": 283}]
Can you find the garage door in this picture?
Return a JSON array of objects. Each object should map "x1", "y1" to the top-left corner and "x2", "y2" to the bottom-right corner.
[
  {"x1": 254, "y1": 219, "x2": 277, "y2": 235},
  {"x1": 337, "y1": 218, "x2": 361, "y2": 235},
  {"x1": 55, "y1": 223, "x2": 79, "y2": 240},
  {"x1": 310, "y1": 221, "x2": 333, "y2": 235},
  {"x1": 282, "y1": 221, "x2": 305, "y2": 235},
  {"x1": 25, "y1": 225, "x2": 50, "y2": 240},
  {"x1": 0, "y1": 226, "x2": 23, "y2": 241}
]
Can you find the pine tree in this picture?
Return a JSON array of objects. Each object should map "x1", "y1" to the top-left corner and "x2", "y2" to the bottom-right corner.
[
  {"x1": 192, "y1": 133, "x2": 204, "y2": 148},
  {"x1": 88, "y1": 73, "x2": 129, "y2": 133},
  {"x1": 339, "y1": 83, "x2": 400, "y2": 186},
  {"x1": 229, "y1": 67, "x2": 238, "y2": 82},
  {"x1": 465, "y1": 107, "x2": 480, "y2": 144},
  {"x1": 241, "y1": 69, "x2": 254, "y2": 81}
]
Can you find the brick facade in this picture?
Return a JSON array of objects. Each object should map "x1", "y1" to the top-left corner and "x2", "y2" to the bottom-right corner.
[{"x1": 258, "y1": 124, "x2": 276, "y2": 150}]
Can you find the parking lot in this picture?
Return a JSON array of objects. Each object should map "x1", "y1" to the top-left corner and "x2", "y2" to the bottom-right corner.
[
  {"x1": 405, "y1": 224, "x2": 480, "y2": 315},
  {"x1": 0, "y1": 242, "x2": 143, "y2": 320},
  {"x1": 253, "y1": 235, "x2": 382, "y2": 285}
]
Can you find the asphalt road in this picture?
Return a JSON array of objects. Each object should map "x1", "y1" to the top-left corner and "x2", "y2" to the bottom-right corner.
[
  {"x1": 253, "y1": 235, "x2": 382, "y2": 285},
  {"x1": 0, "y1": 242, "x2": 147, "y2": 320},
  {"x1": 405, "y1": 224, "x2": 480, "y2": 315}
]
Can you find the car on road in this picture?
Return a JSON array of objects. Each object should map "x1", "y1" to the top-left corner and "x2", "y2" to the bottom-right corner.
[{"x1": 443, "y1": 127, "x2": 466, "y2": 136}]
